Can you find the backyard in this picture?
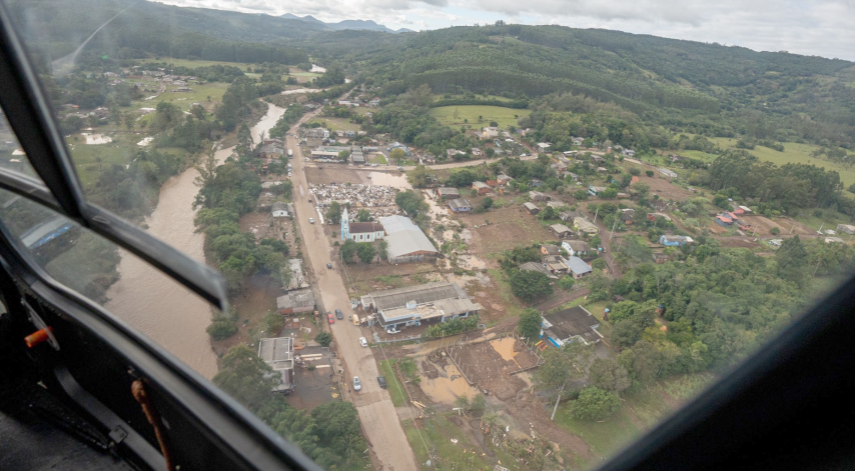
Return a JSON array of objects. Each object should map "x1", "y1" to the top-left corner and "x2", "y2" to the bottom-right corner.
[{"x1": 429, "y1": 105, "x2": 531, "y2": 129}]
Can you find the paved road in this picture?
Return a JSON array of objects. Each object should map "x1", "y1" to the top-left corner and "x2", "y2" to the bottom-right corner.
[{"x1": 285, "y1": 112, "x2": 419, "y2": 471}]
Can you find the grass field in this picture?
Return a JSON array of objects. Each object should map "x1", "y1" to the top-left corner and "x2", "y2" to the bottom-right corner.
[
  {"x1": 376, "y1": 359, "x2": 407, "y2": 407},
  {"x1": 369, "y1": 153, "x2": 388, "y2": 164},
  {"x1": 429, "y1": 105, "x2": 530, "y2": 129},
  {"x1": 793, "y1": 207, "x2": 853, "y2": 231},
  {"x1": 306, "y1": 117, "x2": 360, "y2": 133},
  {"x1": 707, "y1": 137, "x2": 855, "y2": 187},
  {"x1": 139, "y1": 57, "x2": 257, "y2": 70},
  {"x1": 404, "y1": 415, "x2": 491, "y2": 470},
  {"x1": 152, "y1": 82, "x2": 230, "y2": 111},
  {"x1": 67, "y1": 133, "x2": 141, "y2": 187}
]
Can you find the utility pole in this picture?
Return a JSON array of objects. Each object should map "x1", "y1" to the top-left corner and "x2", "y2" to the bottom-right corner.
[
  {"x1": 790, "y1": 223, "x2": 795, "y2": 234},
  {"x1": 610, "y1": 218, "x2": 618, "y2": 241},
  {"x1": 813, "y1": 257, "x2": 823, "y2": 277},
  {"x1": 593, "y1": 208, "x2": 599, "y2": 224},
  {"x1": 550, "y1": 380, "x2": 567, "y2": 421}
]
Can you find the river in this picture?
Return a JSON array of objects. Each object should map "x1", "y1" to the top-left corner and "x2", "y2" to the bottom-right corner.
[{"x1": 105, "y1": 103, "x2": 287, "y2": 379}]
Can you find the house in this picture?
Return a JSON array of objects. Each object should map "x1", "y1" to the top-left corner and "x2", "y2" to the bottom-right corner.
[
  {"x1": 258, "y1": 337, "x2": 295, "y2": 393},
  {"x1": 304, "y1": 128, "x2": 329, "y2": 139},
  {"x1": 768, "y1": 239, "x2": 783, "y2": 249},
  {"x1": 588, "y1": 185, "x2": 607, "y2": 197},
  {"x1": 547, "y1": 201, "x2": 566, "y2": 210},
  {"x1": 572, "y1": 138, "x2": 584, "y2": 146},
  {"x1": 537, "y1": 142, "x2": 551, "y2": 151},
  {"x1": 388, "y1": 142, "x2": 410, "y2": 154},
  {"x1": 276, "y1": 288, "x2": 316, "y2": 315},
  {"x1": 530, "y1": 178, "x2": 544, "y2": 188},
  {"x1": 471, "y1": 148, "x2": 483, "y2": 156},
  {"x1": 739, "y1": 205, "x2": 753, "y2": 213},
  {"x1": 551, "y1": 162, "x2": 568, "y2": 175},
  {"x1": 485, "y1": 180, "x2": 500, "y2": 188},
  {"x1": 559, "y1": 211, "x2": 581, "y2": 222},
  {"x1": 448, "y1": 198, "x2": 473, "y2": 212},
  {"x1": 482, "y1": 127, "x2": 499, "y2": 138},
  {"x1": 659, "y1": 168, "x2": 678, "y2": 178},
  {"x1": 378, "y1": 215, "x2": 439, "y2": 263},
  {"x1": 566, "y1": 172, "x2": 580, "y2": 181},
  {"x1": 272, "y1": 202, "x2": 289, "y2": 218},
  {"x1": 447, "y1": 148, "x2": 465, "y2": 158},
  {"x1": 360, "y1": 281, "x2": 482, "y2": 331},
  {"x1": 351, "y1": 153, "x2": 366, "y2": 165},
  {"x1": 472, "y1": 181, "x2": 491, "y2": 194},
  {"x1": 520, "y1": 261, "x2": 557, "y2": 279},
  {"x1": 825, "y1": 237, "x2": 845, "y2": 244},
  {"x1": 541, "y1": 306, "x2": 602, "y2": 347},
  {"x1": 573, "y1": 217, "x2": 599, "y2": 234},
  {"x1": 547, "y1": 259, "x2": 570, "y2": 274},
  {"x1": 436, "y1": 187, "x2": 460, "y2": 200},
  {"x1": 256, "y1": 139, "x2": 285, "y2": 159},
  {"x1": 620, "y1": 208, "x2": 635, "y2": 224},
  {"x1": 647, "y1": 212, "x2": 672, "y2": 222},
  {"x1": 541, "y1": 244, "x2": 561, "y2": 256},
  {"x1": 659, "y1": 235, "x2": 694, "y2": 247},
  {"x1": 596, "y1": 167, "x2": 609, "y2": 173},
  {"x1": 550, "y1": 224, "x2": 573, "y2": 238},
  {"x1": 622, "y1": 149, "x2": 636, "y2": 157},
  {"x1": 523, "y1": 202, "x2": 540, "y2": 215},
  {"x1": 591, "y1": 155, "x2": 604, "y2": 163},
  {"x1": 497, "y1": 174, "x2": 514, "y2": 185},
  {"x1": 567, "y1": 256, "x2": 593, "y2": 279},
  {"x1": 529, "y1": 191, "x2": 550, "y2": 201},
  {"x1": 715, "y1": 214, "x2": 733, "y2": 227},
  {"x1": 368, "y1": 98, "x2": 381, "y2": 107},
  {"x1": 562, "y1": 240, "x2": 591, "y2": 257},
  {"x1": 837, "y1": 224, "x2": 855, "y2": 235},
  {"x1": 616, "y1": 192, "x2": 630, "y2": 199}
]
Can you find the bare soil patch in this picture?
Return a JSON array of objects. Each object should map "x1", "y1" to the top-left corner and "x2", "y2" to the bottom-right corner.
[
  {"x1": 458, "y1": 206, "x2": 555, "y2": 256},
  {"x1": 741, "y1": 215, "x2": 814, "y2": 236},
  {"x1": 446, "y1": 337, "x2": 539, "y2": 401}
]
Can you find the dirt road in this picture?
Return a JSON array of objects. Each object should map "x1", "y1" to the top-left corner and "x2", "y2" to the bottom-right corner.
[{"x1": 286, "y1": 113, "x2": 419, "y2": 470}]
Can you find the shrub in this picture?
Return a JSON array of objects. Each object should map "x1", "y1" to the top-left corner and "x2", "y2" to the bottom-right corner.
[
  {"x1": 571, "y1": 387, "x2": 621, "y2": 420},
  {"x1": 645, "y1": 170, "x2": 654, "y2": 177},
  {"x1": 207, "y1": 320, "x2": 238, "y2": 340},
  {"x1": 770, "y1": 227, "x2": 781, "y2": 235},
  {"x1": 315, "y1": 331, "x2": 333, "y2": 347},
  {"x1": 629, "y1": 167, "x2": 641, "y2": 176}
]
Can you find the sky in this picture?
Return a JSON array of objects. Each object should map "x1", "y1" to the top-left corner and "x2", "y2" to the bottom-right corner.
[{"x1": 153, "y1": 0, "x2": 855, "y2": 61}]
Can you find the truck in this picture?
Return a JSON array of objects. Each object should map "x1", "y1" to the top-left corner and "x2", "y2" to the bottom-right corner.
[
  {"x1": 287, "y1": 149, "x2": 293, "y2": 158},
  {"x1": 351, "y1": 314, "x2": 360, "y2": 326}
]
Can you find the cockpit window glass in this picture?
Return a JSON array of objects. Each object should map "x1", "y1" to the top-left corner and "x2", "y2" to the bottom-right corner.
[{"x1": 0, "y1": 112, "x2": 45, "y2": 183}]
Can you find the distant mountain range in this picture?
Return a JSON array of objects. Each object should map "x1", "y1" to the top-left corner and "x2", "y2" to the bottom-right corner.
[{"x1": 280, "y1": 13, "x2": 414, "y2": 34}]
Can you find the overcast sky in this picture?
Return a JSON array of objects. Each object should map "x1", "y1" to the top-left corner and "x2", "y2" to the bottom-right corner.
[{"x1": 153, "y1": 0, "x2": 855, "y2": 61}]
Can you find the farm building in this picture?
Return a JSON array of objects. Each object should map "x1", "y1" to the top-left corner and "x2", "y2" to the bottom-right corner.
[
  {"x1": 659, "y1": 168, "x2": 678, "y2": 178},
  {"x1": 573, "y1": 217, "x2": 599, "y2": 234},
  {"x1": 436, "y1": 187, "x2": 460, "y2": 199},
  {"x1": 529, "y1": 191, "x2": 550, "y2": 201},
  {"x1": 378, "y1": 215, "x2": 439, "y2": 263},
  {"x1": 258, "y1": 337, "x2": 295, "y2": 393},
  {"x1": 276, "y1": 288, "x2": 316, "y2": 315},
  {"x1": 360, "y1": 281, "x2": 482, "y2": 331},
  {"x1": 567, "y1": 256, "x2": 593, "y2": 279},
  {"x1": 448, "y1": 198, "x2": 473, "y2": 212},
  {"x1": 550, "y1": 224, "x2": 573, "y2": 238},
  {"x1": 659, "y1": 235, "x2": 694, "y2": 247},
  {"x1": 523, "y1": 202, "x2": 540, "y2": 215},
  {"x1": 837, "y1": 224, "x2": 855, "y2": 235},
  {"x1": 541, "y1": 306, "x2": 602, "y2": 347}
]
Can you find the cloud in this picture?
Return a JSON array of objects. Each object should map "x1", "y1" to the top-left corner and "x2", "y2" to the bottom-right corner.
[{"x1": 151, "y1": 0, "x2": 855, "y2": 60}]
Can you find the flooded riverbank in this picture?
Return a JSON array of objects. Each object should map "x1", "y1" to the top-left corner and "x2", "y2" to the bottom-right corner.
[{"x1": 105, "y1": 103, "x2": 286, "y2": 379}]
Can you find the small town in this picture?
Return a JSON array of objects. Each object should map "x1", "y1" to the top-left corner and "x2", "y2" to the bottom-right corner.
[{"x1": 2, "y1": 5, "x2": 854, "y2": 470}]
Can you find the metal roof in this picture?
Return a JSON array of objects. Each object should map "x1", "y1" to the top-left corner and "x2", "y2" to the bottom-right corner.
[
  {"x1": 258, "y1": 337, "x2": 294, "y2": 371},
  {"x1": 378, "y1": 215, "x2": 438, "y2": 259},
  {"x1": 567, "y1": 256, "x2": 592, "y2": 275},
  {"x1": 542, "y1": 306, "x2": 600, "y2": 344},
  {"x1": 276, "y1": 288, "x2": 315, "y2": 309},
  {"x1": 361, "y1": 281, "x2": 469, "y2": 312}
]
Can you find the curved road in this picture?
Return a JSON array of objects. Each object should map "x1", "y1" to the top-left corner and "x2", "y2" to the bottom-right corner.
[{"x1": 285, "y1": 109, "x2": 419, "y2": 470}]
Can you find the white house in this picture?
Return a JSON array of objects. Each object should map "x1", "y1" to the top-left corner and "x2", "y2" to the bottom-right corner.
[{"x1": 272, "y1": 202, "x2": 289, "y2": 218}]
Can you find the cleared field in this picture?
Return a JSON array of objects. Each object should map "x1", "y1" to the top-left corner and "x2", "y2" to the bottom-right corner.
[
  {"x1": 138, "y1": 57, "x2": 257, "y2": 70},
  {"x1": 66, "y1": 133, "x2": 143, "y2": 187},
  {"x1": 306, "y1": 117, "x2": 360, "y2": 132},
  {"x1": 708, "y1": 137, "x2": 855, "y2": 187},
  {"x1": 429, "y1": 105, "x2": 530, "y2": 129},
  {"x1": 459, "y1": 205, "x2": 556, "y2": 256},
  {"x1": 153, "y1": 82, "x2": 230, "y2": 111}
]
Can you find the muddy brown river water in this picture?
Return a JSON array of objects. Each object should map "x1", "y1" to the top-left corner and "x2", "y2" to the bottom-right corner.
[{"x1": 105, "y1": 103, "x2": 286, "y2": 379}]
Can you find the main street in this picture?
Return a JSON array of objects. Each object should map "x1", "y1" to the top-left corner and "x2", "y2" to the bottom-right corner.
[{"x1": 284, "y1": 109, "x2": 419, "y2": 470}]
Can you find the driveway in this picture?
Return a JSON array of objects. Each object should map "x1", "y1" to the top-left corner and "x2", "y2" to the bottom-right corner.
[{"x1": 286, "y1": 112, "x2": 419, "y2": 471}]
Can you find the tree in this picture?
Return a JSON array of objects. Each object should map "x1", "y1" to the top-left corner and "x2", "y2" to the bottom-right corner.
[
  {"x1": 390, "y1": 148, "x2": 407, "y2": 165},
  {"x1": 263, "y1": 312, "x2": 284, "y2": 335},
  {"x1": 571, "y1": 387, "x2": 621, "y2": 420},
  {"x1": 776, "y1": 235, "x2": 808, "y2": 285},
  {"x1": 454, "y1": 395, "x2": 470, "y2": 411},
  {"x1": 509, "y1": 270, "x2": 554, "y2": 302},
  {"x1": 470, "y1": 394, "x2": 487, "y2": 414},
  {"x1": 645, "y1": 170, "x2": 654, "y2": 177},
  {"x1": 408, "y1": 165, "x2": 434, "y2": 188},
  {"x1": 539, "y1": 206, "x2": 556, "y2": 220},
  {"x1": 207, "y1": 319, "x2": 237, "y2": 340},
  {"x1": 340, "y1": 239, "x2": 358, "y2": 264},
  {"x1": 558, "y1": 276, "x2": 575, "y2": 291},
  {"x1": 326, "y1": 201, "x2": 342, "y2": 224},
  {"x1": 338, "y1": 150, "x2": 351, "y2": 162},
  {"x1": 357, "y1": 209, "x2": 371, "y2": 222},
  {"x1": 634, "y1": 182, "x2": 650, "y2": 201},
  {"x1": 588, "y1": 358, "x2": 631, "y2": 393},
  {"x1": 478, "y1": 197, "x2": 494, "y2": 213},
  {"x1": 770, "y1": 226, "x2": 781, "y2": 235},
  {"x1": 213, "y1": 345, "x2": 278, "y2": 411},
  {"x1": 315, "y1": 331, "x2": 333, "y2": 347},
  {"x1": 518, "y1": 308, "x2": 542, "y2": 339},
  {"x1": 357, "y1": 242, "x2": 376, "y2": 263},
  {"x1": 377, "y1": 240, "x2": 389, "y2": 261},
  {"x1": 489, "y1": 121, "x2": 499, "y2": 127},
  {"x1": 534, "y1": 342, "x2": 592, "y2": 390},
  {"x1": 395, "y1": 190, "x2": 424, "y2": 216}
]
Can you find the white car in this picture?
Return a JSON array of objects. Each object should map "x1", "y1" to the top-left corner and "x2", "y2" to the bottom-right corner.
[
  {"x1": 359, "y1": 337, "x2": 368, "y2": 347},
  {"x1": 308, "y1": 218, "x2": 315, "y2": 224},
  {"x1": 386, "y1": 328, "x2": 400, "y2": 334},
  {"x1": 353, "y1": 376, "x2": 361, "y2": 391}
]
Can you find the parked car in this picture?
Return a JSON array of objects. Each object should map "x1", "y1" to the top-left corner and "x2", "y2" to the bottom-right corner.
[
  {"x1": 386, "y1": 327, "x2": 400, "y2": 334},
  {"x1": 327, "y1": 313, "x2": 334, "y2": 324},
  {"x1": 397, "y1": 166, "x2": 404, "y2": 171},
  {"x1": 377, "y1": 376, "x2": 387, "y2": 389},
  {"x1": 309, "y1": 217, "x2": 315, "y2": 224},
  {"x1": 359, "y1": 337, "x2": 368, "y2": 347},
  {"x1": 353, "y1": 376, "x2": 361, "y2": 391},
  {"x1": 308, "y1": 198, "x2": 313, "y2": 203},
  {"x1": 326, "y1": 263, "x2": 332, "y2": 269},
  {"x1": 352, "y1": 315, "x2": 360, "y2": 325},
  {"x1": 335, "y1": 309, "x2": 344, "y2": 320}
]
